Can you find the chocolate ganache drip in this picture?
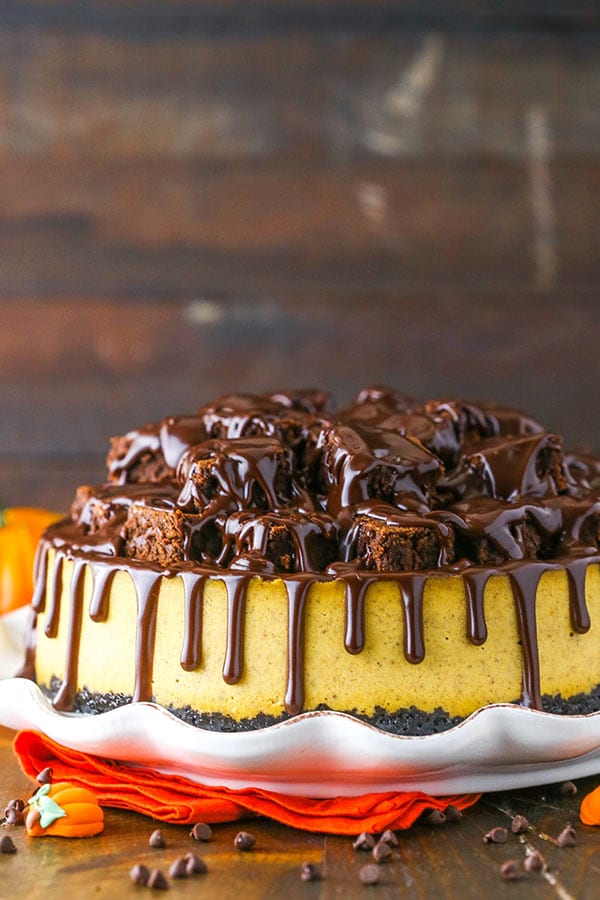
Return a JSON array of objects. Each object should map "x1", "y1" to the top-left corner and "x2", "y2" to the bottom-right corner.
[{"x1": 28, "y1": 387, "x2": 600, "y2": 720}]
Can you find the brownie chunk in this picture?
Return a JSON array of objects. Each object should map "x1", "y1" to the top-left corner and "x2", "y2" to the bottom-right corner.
[
  {"x1": 437, "y1": 432, "x2": 568, "y2": 504},
  {"x1": 107, "y1": 416, "x2": 207, "y2": 485},
  {"x1": 123, "y1": 502, "x2": 207, "y2": 566},
  {"x1": 342, "y1": 502, "x2": 454, "y2": 572},
  {"x1": 436, "y1": 498, "x2": 563, "y2": 564},
  {"x1": 177, "y1": 437, "x2": 295, "y2": 513},
  {"x1": 107, "y1": 422, "x2": 168, "y2": 484},
  {"x1": 565, "y1": 450, "x2": 600, "y2": 495},
  {"x1": 547, "y1": 489, "x2": 600, "y2": 553},
  {"x1": 72, "y1": 483, "x2": 179, "y2": 533},
  {"x1": 224, "y1": 510, "x2": 339, "y2": 573},
  {"x1": 316, "y1": 422, "x2": 442, "y2": 515}
]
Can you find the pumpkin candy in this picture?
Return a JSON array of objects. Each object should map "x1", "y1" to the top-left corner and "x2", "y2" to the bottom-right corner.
[{"x1": 26, "y1": 782, "x2": 104, "y2": 838}]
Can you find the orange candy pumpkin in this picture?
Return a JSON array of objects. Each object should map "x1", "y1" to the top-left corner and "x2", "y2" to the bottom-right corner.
[
  {"x1": 580, "y1": 785, "x2": 600, "y2": 826},
  {"x1": 26, "y1": 782, "x2": 104, "y2": 838}
]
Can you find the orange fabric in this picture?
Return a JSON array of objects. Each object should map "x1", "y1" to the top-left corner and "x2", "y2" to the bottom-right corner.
[{"x1": 13, "y1": 730, "x2": 480, "y2": 834}]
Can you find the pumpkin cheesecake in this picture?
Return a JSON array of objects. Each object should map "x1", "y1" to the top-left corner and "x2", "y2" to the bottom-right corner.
[{"x1": 22, "y1": 388, "x2": 600, "y2": 734}]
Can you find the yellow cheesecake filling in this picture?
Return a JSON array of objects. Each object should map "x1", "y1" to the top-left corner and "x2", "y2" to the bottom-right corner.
[{"x1": 31, "y1": 546, "x2": 600, "y2": 726}]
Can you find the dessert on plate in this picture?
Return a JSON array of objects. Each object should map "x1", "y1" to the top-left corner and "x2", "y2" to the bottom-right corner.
[{"x1": 21, "y1": 388, "x2": 600, "y2": 734}]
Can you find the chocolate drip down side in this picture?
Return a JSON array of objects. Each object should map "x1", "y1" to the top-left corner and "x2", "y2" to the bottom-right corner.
[{"x1": 28, "y1": 538, "x2": 600, "y2": 719}]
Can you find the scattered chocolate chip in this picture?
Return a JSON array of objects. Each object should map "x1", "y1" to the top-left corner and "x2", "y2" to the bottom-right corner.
[
  {"x1": 189, "y1": 822, "x2": 212, "y2": 842},
  {"x1": 147, "y1": 869, "x2": 169, "y2": 890},
  {"x1": 359, "y1": 863, "x2": 381, "y2": 885},
  {"x1": 184, "y1": 854, "x2": 207, "y2": 876},
  {"x1": 0, "y1": 836, "x2": 17, "y2": 855},
  {"x1": 300, "y1": 862, "x2": 321, "y2": 882},
  {"x1": 149, "y1": 829, "x2": 166, "y2": 848},
  {"x1": 4, "y1": 808, "x2": 24, "y2": 826},
  {"x1": 372, "y1": 841, "x2": 392, "y2": 863},
  {"x1": 511, "y1": 814, "x2": 529, "y2": 834},
  {"x1": 524, "y1": 850, "x2": 544, "y2": 872},
  {"x1": 444, "y1": 805, "x2": 462, "y2": 823},
  {"x1": 129, "y1": 864, "x2": 150, "y2": 886},
  {"x1": 483, "y1": 827, "x2": 508, "y2": 844},
  {"x1": 5, "y1": 799, "x2": 25, "y2": 813},
  {"x1": 423, "y1": 809, "x2": 446, "y2": 827},
  {"x1": 36, "y1": 767, "x2": 53, "y2": 785},
  {"x1": 556, "y1": 825, "x2": 576, "y2": 848},
  {"x1": 234, "y1": 831, "x2": 255, "y2": 851},
  {"x1": 379, "y1": 829, "x2": 398, "y2": 846},
  {"x1": 168, "y1": 857, "x2": 188, "y2": 879},
  {"x1": 500, "y1": 860, "x2": 523, "y2": 881},
  {"x1": 559, "y1": 781, "x2": 578, "y2": 797},
  {"x1": 353, "y1": 832, "x2": 376, "y2": 851}
]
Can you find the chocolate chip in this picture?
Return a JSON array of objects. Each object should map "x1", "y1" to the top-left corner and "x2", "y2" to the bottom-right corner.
[
  {"x1": 300, "y1": 862, "x2": 321, "y2": 882},
  {"x1": 352, "y1": 832, "x2": 376, "y2": 851},
  {"x1": 234, "y1": 831, "x2": 255, "y2": 851},
  {"x1": 511, "y1": 814, "x2": 529, "y2": 834},
  {"x1": 129, "y1": 864, "x2": 150, "y2": 886},
  {"x1": 184, "y1": 854, "x2": 208, "y2": 876},
  {"x1": 483, "y1": 827, "x2": 507, "y2": 844},
  {"x1": 0, "y1": 836, "x2": 16, "y2": 854},
  {"x1": 359, "y1": 863, "x2": 381, "y2": 885},
  {"x1": 500, "y1": 860, "x2": 523, "y2": 881},
  {"x1": 149, "y1": 829, "x2": 166, "y2": 848},
  {"x1": 372, "y1": 841, "x2": 392, "y2": 863},
  {"x1": 147, "y1": 869, "x2": 169, "y2": 890},
  {"x1": 444, "y1": 805, "x2": 462, "y2": 823},
  {"x1": 4, "y1": 808, "x2": 24, "y2": 826},
  {"x1": 379, "y1": 829, "x2": 398, "y2": 846},
  {"x1": 556, "y1": 825, "x2": 576, "y2": 847},
  {"x1": 189, "y1": 822, "x2": 212, "y2": 841},
  {"x1": 5, "y1": 799, "x2": 25, "y2": 813},
  {"x1": 524, "y1": 849, "x2": 544, "y2": 872},
  {"x1": 168, "y1": 857, "x2": 188, "y2": 879},
  {"x1": 559, "y1": 781, "x2": 578, "y2": 797},
  {"x1": 36, "y1": 767, "x2": 53, "y2": 785},
  {"x1": 423, "y1": 809, "x2": 446, "y2": 827}
]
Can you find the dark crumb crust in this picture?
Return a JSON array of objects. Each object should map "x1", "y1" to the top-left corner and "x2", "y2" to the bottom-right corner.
[{"x1": 41, "y1": 677, "x2": 600, "y2": 736}]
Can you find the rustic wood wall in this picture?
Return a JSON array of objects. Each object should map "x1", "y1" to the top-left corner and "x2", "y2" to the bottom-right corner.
[{"x1": 1, "y1": 3, "x2": 599, "y2": 509}]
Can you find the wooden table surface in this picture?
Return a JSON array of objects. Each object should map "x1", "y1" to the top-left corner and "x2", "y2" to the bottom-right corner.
[{"x1": 0, "y1": 726, "x2": 599, "y2": 899}]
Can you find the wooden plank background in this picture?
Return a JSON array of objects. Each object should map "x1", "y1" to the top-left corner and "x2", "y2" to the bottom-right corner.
[{"x1": 0, "y1": 4, "x2": 599, "y2": 510}]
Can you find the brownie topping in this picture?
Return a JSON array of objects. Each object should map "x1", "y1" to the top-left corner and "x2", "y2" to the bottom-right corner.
[
  {"x1": 317, "y1": 421, "x2": 441, "y2": 515},
  {"x1": 29, "y1": 388, "x2": 600, "y2": 721}
]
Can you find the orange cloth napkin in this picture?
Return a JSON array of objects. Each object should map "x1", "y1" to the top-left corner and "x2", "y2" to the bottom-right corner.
[{"x1": 13, "y1": 730, "x2": 480, "y2": 834}]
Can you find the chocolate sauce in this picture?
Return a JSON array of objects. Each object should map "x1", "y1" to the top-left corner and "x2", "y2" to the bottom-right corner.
[{"x1": 25, "y1": 388, "x2": 600, "y2": 722}]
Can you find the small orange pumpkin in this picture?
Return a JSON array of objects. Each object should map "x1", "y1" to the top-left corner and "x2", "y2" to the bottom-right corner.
[{"x1": 26, "y1": 782, "x2": 104, "y2": 838}]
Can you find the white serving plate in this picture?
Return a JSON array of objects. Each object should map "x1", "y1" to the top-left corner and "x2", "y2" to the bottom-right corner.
[{"x1": 1, "y1": 608, "x2": 600, "y2": 797}]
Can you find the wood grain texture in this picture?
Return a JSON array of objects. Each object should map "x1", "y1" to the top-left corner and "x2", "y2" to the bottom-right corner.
[
  {"x1": 0, "y1": 727, "x2": 598, "y2": 899},
  {"x1": 0, "y1": 29, "x2": 597, "y2": 296}
]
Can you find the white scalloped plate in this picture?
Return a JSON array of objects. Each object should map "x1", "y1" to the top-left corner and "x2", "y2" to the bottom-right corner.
[{"x1": 2, "y1": 609, "x2": 600, "y2": 796}]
